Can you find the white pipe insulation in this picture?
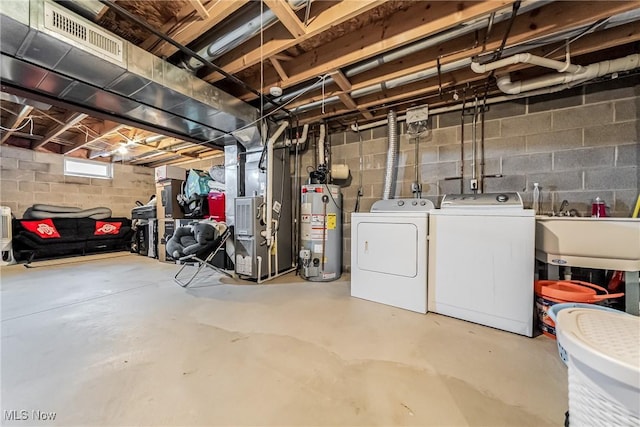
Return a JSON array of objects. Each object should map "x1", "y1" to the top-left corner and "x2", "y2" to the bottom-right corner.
[
  {"x1": 265, "y1": 121, "x2": 289, "y2": 248},
  {"x1": 474, "y1": 53, "x2": 640, "y2": 95},
  {"x1": 348, "y1": 84, "x2": 579, "y2": 132},
  {"x1": 283, "y1": 123, "x2": 309, "y2": 146},
  {"x1": 471, "y1": 53, "x2": 584, "y2": 74},
  {"x1": 318, "y1": 124, "x2": 326, "y2": 166}
]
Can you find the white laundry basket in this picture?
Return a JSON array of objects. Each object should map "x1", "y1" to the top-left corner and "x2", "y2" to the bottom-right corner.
[{"x1": 555, "y1": 307, "x2": 639, "y2": 427}]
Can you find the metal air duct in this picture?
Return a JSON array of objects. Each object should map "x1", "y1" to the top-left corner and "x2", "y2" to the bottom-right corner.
[
  {"x1": 0, "y1": 0, "x2": 259, "y2": 149},
  {"x1": 185, "y1": 0, "x2": 308, "y2": 71},
  {"x1": 383, "y1": 110, "x2": 399, "y2": 200}
]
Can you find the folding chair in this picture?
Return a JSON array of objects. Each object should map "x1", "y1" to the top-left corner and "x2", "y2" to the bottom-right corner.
[{"x1": 173, "y1": 225, "x2": 234, "y2": 287}]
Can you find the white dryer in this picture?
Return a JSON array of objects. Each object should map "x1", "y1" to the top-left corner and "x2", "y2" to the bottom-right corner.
[
  {"x1": 428, "y1": 193, "x2": 535, "y2": 336},
  {"x1": 351, "y1": 199, "x2": 434, "y2": 313}
]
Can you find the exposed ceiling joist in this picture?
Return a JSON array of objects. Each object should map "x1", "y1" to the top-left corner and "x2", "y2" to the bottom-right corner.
[
  {"x1": 202, "y1": 0, "x2": 387, "y2": 82},
  {"x1": 269, "y1": 57, "x2": 289, "y2": 81},
  {"x1": 143, "y1": 0, "x2": 249, "y2": 57},
  {"x1": 63, "y1": 121, "x2": 126, "y2": 154},
  {"x1": 187, "y1": 0, "x2": 209, "y2": 20},
  {"x1": 33, "y1": 112, "x2": 88, "y2": 149},
  {"x1": 239, "y1": 1, "x2": 513, "y2": 96},
  {"x1": 0, "y1": 105, "x2": 33, "y2": 144},
  {"x1": 295, "y1": 21, "x2": 640, "y2": 125},
  {"x1": 264, "y1": 0, "x2": 306, "y2": 38}
]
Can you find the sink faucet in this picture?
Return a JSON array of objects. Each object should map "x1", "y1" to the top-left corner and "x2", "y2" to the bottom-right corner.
[
  {"x1": 558, "y1": 200, "x2": 569, "y2": 215},
  {"x1": 552, "y1": 200, "x2": 581, "y2": 217}
]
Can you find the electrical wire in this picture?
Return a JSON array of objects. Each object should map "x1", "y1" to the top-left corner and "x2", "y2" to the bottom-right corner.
[
  {"x1": 0, "y1": 117, "x2": 34, "y2": 134},
  {"x1": 323, "y1": 183, "x2": 353, "y2": 214}
]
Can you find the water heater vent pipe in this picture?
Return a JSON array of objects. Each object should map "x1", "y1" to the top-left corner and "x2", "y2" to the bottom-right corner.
[
  {"x1": 382, "y1": 110, "x2": 399, "y2": 200},
  {"x1": 265, "y1": 121, "x2": 289, "y2": 249}
]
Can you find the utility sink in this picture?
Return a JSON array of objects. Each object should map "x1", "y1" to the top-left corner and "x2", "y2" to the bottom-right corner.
[{"x1": 535, "y1": 217, "x2": 640, "y2": 271}]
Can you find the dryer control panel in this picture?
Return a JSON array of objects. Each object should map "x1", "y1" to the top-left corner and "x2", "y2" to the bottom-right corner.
[
  {"x1": 441, "y1": 193, "x2": 523, "y2": 209},
  {"x1": 371, "y1": 198, "x2": 435, "y2": 212}
]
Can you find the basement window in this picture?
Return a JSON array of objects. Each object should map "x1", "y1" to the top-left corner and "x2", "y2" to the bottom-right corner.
[{"x1": 64, "y1": 158, "x2": 113, "y2": 179}]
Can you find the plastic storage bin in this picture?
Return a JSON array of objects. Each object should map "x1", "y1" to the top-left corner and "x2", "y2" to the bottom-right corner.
[
  {"x1": 555, "y1": 307, "x2": 639, "y2": 426},
  {"x1": 534, "y1": 280, "x2": 624, "y2": 338}
]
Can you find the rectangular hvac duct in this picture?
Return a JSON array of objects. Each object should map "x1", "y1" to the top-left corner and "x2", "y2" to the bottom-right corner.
[{"x1": 0, "y1": 0, "x2": 259, "y2": 148}]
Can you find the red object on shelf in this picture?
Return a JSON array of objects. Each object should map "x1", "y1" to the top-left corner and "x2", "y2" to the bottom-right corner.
[
  {"x1": 207, "y1": 191, "x2": 226, "y2": 222},
  {"x1": 591, "y1": 198, "x2": 607, "y2": 217},
  {"x1": 608, "y1": 270, "x2": 625, "y2": 292}
]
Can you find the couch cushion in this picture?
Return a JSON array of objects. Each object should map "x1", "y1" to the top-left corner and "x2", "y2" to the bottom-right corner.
[
  {"x1": 94, "y1": 220, "x2": 122, "y2": 235},
  {"x1": 19, "y1": 219, "x2": 61, "y2": 239}
]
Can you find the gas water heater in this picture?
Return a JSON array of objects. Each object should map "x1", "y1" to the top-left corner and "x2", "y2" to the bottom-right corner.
[{"x1": 300, "y1": 184, "x2": 342, "y2": 281}]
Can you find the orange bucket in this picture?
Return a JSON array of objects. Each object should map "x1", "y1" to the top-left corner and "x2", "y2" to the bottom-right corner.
[{"x1": 534, "y1": 280, "x2": 624, "y2": 338}]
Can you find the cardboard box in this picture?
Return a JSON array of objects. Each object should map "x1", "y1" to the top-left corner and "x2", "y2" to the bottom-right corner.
[
  {"x1": 157, "y1": 219, "x2": 175, "y2": 263},
  {"x1": 156, "y1": 179, "x2": 184, "y2": 219},
  {"x1": 155, "y1": 165, "x2": 186, "y2": 182}
]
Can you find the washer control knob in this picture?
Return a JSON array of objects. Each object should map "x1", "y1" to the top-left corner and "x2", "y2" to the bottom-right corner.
[
  {"x1": 411, "y1": 201, "x2": 418, "y2": 206},
  {"x1": 420, "y1": 201, "x2": 426, "y2": 206},
  {"x1": 397, "y1": 200, "x2": 405, "y2": 206},
  {"x1": 496, "y1": 194, "x2": 509, "y2": 203}
]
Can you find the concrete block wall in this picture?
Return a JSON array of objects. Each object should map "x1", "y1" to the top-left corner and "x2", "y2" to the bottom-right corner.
[
  {"x1": 313, "y1": 77, "x2": 638, "y2": 271},
  {"x1": 0, "y1": 146, "x2": 156, "y2": 218}
]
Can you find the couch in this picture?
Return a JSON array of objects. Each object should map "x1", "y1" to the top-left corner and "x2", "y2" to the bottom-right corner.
[{"x1": 12, "y1": 217, "x2": 133, "y2": 262}]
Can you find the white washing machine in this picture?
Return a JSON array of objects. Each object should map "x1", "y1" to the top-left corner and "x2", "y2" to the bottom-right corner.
[
  {"x1": 428, "y1": 193, "x2": 535, "y2": 336},
  {"x1": 351, "y1": 198, "x2": 434, "y2": 313}
]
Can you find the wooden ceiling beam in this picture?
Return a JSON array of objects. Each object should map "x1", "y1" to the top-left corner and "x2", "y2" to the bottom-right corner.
[
  {"x1": 240, "y1": 0, "x2": 639, "y2": 103},
  {"x1": 144, "y1": 0, "x2": 249, "y2": 58},
  {"x1": 294, "y1": 22, "x2": 640, "y2": 124},
  {"x1": 63, "y1": 121, "x2": 126, "y2": 154},
  {"x1": 202, "y1": 0, "x2": 387, "y2": 82},
  {"x1": 337, "y1": 93, "x2": 357, "y2": 110},
  {"x1": 272, "y1": 4, "x2": 640, "y2": 118},
  {"x1": 1, "y1": 105, "x2": 33, "y2": 144},
  {"x1": 236, "y1": 1, "x2": 512, "y2": 96},
  {"x1": 331, "y1": 70, "x2": 352, "y2": 92},
  {"x1": 187, "y1": 0, "x2": 209, "y2": 20},
  {"x1": 33, "y1": 112, "x2": 88, "y2": 149},
  {"x1": 269, "y1": 57, "x2": 289, "y2": 81},
  {"x1": 264, "y1": 0, "x2": 306, "y2": 38},
  {"x1": 356, "y1": 1, "x2": 640, "y2": 90}
]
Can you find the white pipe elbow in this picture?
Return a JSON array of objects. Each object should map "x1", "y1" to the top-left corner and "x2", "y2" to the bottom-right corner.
[
  {"x1": 496, "y1": 76, "x2": 522, "y2": 95},
  {"x1": 470, "y1": 61, "x2": 486, "y2": 73}
]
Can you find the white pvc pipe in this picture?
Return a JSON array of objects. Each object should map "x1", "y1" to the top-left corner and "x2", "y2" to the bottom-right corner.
[
  {"x1": 471, "y1": 53, "x2": 583, "y2": 74},
  {"x1": 348, "y1": 84, "x2": 580, "y2": 132},
  {"x1": 497, "y1": 53, "x2": 640, "y2": 94},
  {"x1": 318, "y1": 124, "x2": 326, "y2": 165},
  {"x1": 265, "y1": 121, "x2": 289, "y2": 248},
  {"x1": 283, "y1": 123, "x2": 309, "y2": 146}
]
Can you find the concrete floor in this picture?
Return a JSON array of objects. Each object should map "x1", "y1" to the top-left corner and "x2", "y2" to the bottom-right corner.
[{"x1": 1, "y1": 254, "x2": 568, "y2": 426}]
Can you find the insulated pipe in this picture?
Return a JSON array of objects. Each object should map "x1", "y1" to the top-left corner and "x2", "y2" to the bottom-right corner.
[
  {"x1": 471, "y1": 53, "x2": 584, "y2": 74},
  {"x1": 287, "y1": 58, "x2": 472, "y2": 115},
  {"x1": 318, "y1": 124, "x2": 326, "y2": 166},
  {"x1": 349, "y1": 84, "x2": 580, "y2": 132},
  {"x1": 496, "y1": 53, "x2": 640, "y2": 94},
  {"x1": 265, "y1": 121, "x2": 289, "y2": 248},
  {"x1": 187, "y1": 0, "x2": 307, "y2": 70},
  {"x1": 268, "y1": 0, "x2": 549, "y2": 111},
  {"x1": 276, "y1": 3, "x2": 636, "y2": 117},
  {"x1": 282, "y1": 123, "x2": 309, "y2": 147},
  {"x1": 383, "y1": 110, "x2": 399, "y2": 200}
]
